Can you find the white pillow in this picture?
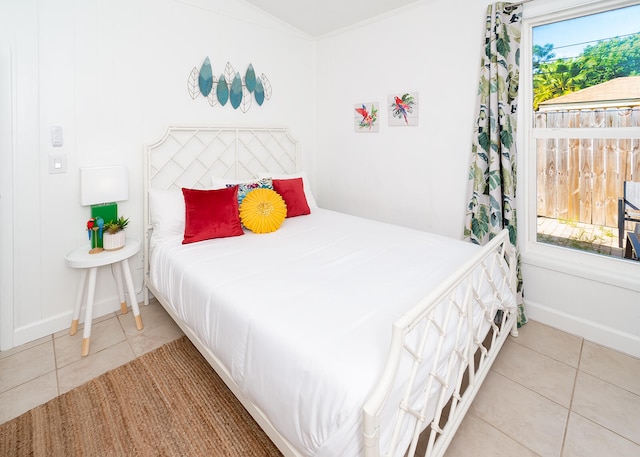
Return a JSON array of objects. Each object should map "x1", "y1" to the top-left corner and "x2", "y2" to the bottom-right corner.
[
  {"x1": 149, "y1": 188, "x2": 185, "y2": 246},
  {"x1": 257, "y1": 171, "x2": 318, "y2": 209}
]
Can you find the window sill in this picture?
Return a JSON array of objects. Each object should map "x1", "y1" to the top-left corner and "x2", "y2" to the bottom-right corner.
[{"x1": 521, "y1": 240, "x2": 640, "y2": 293}]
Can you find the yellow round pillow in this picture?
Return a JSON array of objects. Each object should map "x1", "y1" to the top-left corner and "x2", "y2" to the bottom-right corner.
[{"x1": 239, "y1": 188, "x2": 287, "y2": 233}]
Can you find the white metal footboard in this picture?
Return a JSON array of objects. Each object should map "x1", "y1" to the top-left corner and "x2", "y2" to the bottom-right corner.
[{"x1": 363, "y1": 229, "x2": 518, "y2": 457}]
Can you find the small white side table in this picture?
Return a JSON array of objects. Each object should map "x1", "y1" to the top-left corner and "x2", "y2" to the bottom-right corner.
[{"x1": 65, "y1": 238, "x2": 143, "y2": 356}]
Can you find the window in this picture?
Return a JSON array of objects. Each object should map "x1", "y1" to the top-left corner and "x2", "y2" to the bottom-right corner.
[{"x1": 525, "y1": 1, "x2": 640, "y2": 261}]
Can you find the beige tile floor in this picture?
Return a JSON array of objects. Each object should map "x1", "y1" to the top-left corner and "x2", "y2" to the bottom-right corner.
[
  {"x1": 1, "y1": 304, "x2": 639, "y2": 457},
  {"x1": 0, "y1": 299, "x2": 185, "y2": 424}
]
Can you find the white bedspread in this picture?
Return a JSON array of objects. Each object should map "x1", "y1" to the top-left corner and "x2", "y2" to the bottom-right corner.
[{"x1": 149, "y1": 209, "x2": 514, "y2": 457}]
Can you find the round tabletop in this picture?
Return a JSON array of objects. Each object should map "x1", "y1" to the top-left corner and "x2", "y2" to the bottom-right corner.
[{"x1": 65, "y1": 238, "x2": 140, "y2": 269}]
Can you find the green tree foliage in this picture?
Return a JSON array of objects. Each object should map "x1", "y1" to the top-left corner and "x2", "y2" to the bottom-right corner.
[
  {"x1": 581, "y1": 33, "x2": 640, "y2": 84},
  {"x1": 533, "y1": 32, "x2": 640, "y2": 110},
  {"x1": 533, "y1": 43, "x2": 555, "y2": 73},
  {"x1": 533, "y1": 59, "x2": 594, "y2": 110}
]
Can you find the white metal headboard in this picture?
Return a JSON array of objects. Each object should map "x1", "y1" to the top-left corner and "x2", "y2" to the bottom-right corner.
[
  {"x1": 145, "y1": 126, "x2": 298, "y2": 191},
  {"x1": 143, "y1": 125, "x2": 299, "y2": 302}
]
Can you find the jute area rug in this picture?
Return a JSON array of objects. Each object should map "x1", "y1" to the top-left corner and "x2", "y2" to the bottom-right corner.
[{"x1": 0, "y1": 336, "x2": 283, "y2": 457}]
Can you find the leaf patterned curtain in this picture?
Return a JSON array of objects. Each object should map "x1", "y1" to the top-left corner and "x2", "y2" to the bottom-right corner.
[{"x1": 464, "y1": 2, "x2": 527, "y2": 326}]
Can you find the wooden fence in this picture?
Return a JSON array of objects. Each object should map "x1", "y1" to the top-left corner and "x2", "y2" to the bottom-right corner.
[{"x1": 535, "y1": 107, "x2": 640, "y2": 228}]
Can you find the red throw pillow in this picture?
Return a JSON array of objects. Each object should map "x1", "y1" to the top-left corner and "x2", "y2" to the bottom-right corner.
[
  {"x1": 182, "y1": 187, "x2": 244, "y2": 244},
  {"x1": 272, "y1": 177, "x2": 311, "y2": 217}
]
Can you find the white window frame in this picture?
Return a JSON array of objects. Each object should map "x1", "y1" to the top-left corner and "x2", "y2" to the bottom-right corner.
[{"x1": 519, "y1": 0, "x2": 640, "y2": 292}]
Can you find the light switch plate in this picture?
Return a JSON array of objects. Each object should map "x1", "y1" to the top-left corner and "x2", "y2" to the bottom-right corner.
[
  {"x1": 51, "y1": 125, "x2": 63, "y2": 147},
  {"x1": 49, "y1": 152, "x2": 67, "y2": 174}
]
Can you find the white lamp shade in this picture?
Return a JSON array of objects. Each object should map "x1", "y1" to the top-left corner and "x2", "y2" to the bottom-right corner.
[{"x1": 80, "y1": 165, "x2": 129, "y2": 206}]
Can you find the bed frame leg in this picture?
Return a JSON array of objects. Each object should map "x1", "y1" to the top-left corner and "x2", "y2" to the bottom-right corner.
[{"x1": 510, "y1": 317, "x2": 519, "y2": 337}]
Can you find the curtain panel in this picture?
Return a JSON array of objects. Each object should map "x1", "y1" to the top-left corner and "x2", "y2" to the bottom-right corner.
[{"x1": 464, "y1": 2, "x2": 527, "y2": 326}]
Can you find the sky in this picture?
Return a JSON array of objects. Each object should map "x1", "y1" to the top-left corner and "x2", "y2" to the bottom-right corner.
[{"x1": 533, "y1": 3, "x2": 640, "y2": 60}]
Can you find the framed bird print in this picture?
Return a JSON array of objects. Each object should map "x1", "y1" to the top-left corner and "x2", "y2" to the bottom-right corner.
[
  {"x1": 354, "y1": 102, "x2": 379, "y2": 132},
  {"x1": 388, "y1": 92, "x2": 418, "y2": 126}
]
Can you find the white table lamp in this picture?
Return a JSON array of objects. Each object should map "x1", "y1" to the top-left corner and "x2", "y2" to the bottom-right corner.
[{"x1": 80, "y1": 165, "x2": 129, "y2": 206}]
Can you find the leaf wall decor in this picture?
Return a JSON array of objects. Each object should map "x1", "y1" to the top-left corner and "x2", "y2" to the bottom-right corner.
[
  {"x1": 254, "y1": 78, "x2": 265, "y2": 106},
  {"x1": 240, "y1": 86, "x2": 252, "y2": 113},
  {"x1": 188, "y1": 59, "x2": 271, "y2": 112},
  {"x1": 223, "y1": 62, "x2": 236, "y2": 85},
  {"x1": 216, "y1": 74, "x2": 229, "y2": 106},
  {"x1": 230, "y1": 72, "x2": 243, "y2": 109},
  {"x1": 207, "y1": 75, "x2": 219, "y2": 107},
  {"x1": 261, "y1": 73, "x2": 272, "y2": 100},
  {"x1": 245, "y1": 64, "x2": 256, "y2": 93},
  {"x1": 198, "y1": 57, "x2": 213, "y2": 96},
  {"x1": 187, "y1": 67, "x2": 200, "y2": 100}
]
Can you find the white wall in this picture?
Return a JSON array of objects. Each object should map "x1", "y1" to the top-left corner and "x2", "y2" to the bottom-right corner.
[
  {"x1": 315, "y1": 0, "x2": 486, "y2": 237},
  {"x1": 315, "y1": 0, "x2": 640, "y2": 358},
  {"x1": 1, "y1": 0, "x2": 316, "y2": 348}
]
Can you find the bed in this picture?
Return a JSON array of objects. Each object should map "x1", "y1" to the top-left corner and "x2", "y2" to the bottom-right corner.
[{"x1": 143, "y1": 126, "x2": 518, "y2": 457}]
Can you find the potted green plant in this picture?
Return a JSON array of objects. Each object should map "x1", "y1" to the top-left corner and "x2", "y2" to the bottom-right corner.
[{"x1": 102, "y1": 216, "x2": 129, "y2": 251}]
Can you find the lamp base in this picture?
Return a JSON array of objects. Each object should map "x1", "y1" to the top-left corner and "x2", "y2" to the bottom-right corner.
[{"x1": 91, "y1": 203, "x2": 118, "y2": 225}]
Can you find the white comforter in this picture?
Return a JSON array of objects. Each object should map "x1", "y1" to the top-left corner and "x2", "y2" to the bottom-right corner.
[{"x1": 149, "y1": 209, "x2": 514, "y2": 457}]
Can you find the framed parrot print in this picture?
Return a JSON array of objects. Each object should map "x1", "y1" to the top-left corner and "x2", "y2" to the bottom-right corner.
[
  {"x1": 353, "y1": 102, "x2": 379, "y2": 132},
  {"x1": 388, "y1": 92, "x2": 418, "y2": 126}
]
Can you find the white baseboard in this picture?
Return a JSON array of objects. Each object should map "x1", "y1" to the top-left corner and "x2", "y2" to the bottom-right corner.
[
  {"x1": 11, "y1": 297, "x2": 129, "y2": 348},
  {"x1": 526, "y1": 299, "x2": 640, "y2": 359}
]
